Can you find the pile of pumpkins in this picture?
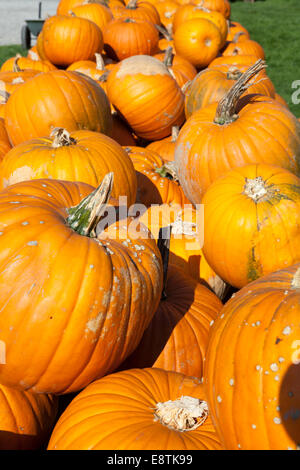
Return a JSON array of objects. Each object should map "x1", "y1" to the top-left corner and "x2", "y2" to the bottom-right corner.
[{"x1": 0, "y1": 0, "x2": 299, "y2": 451}]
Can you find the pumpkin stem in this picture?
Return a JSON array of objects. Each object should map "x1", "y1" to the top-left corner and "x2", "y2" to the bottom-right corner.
[
  {"x1": 291, "y1": 268, "x2": 300, "y2": 289},
  {"x1": 157, "y1": 224, "x2": 172, "y2": 300},
  {"x1": 214, "y1": 59, "x2": 267, "y2": 125},
  {"x1": 12, "y1": 55, "x2": 22, "y2": 73},
  {"x1": 171, "y1": 126, "x2": 179, "y2": 142},
  {"x1": 67, "y1": 172, "x2": 114, "y2": 238},
  {"x1": 163, "y1": 46, "x2": 174, "y2": 68},
  {"x1": 154, "y1": 396, "x2": 209, "y2": 431},
  {"x1": 155, "y1": 24, "x2": 172, "y2": 41},
  {"x1": 155, "y1": 161, "x2": 179, "y2": 181},
  {"x1": 95, "y1": 53, "x2": 106, "y2": 71},
  {"x1": 51, "y1": 128, "x2": 77, "y2": 148},
  {"x1": 243, "y1": 176, "x2": 268, "y2": 203},
  {"x1": 126, "y1": 0, "x2": 137, "y2": 8},
  {"x1": 232, "y1": 31, "x2": 247, "y2": 43},
  {"x1": 226, "y1": 66, "x2": 242, "y2": 81},
  {"x1": 0, "y1": 89, "x2": 10, "y2": 103}
]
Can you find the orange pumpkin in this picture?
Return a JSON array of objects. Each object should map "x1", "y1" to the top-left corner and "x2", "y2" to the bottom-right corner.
[
  {"x1": 47, "y1": 368, "x2": 223, "y2": 449},
  {"x1": 185, "y1": 64, "x2": 276, "y2": 117},
  {"x1": 0, "y1": 54, "x2": 56, "y2": 73},
  {"x1": 69, "y1": 2, "x2": 113, "y2": 33},
  {"x1": 0, "y1": 176, "x2": 163, "y2": 394},
  {"x1": 0, "y1": 128, "x2": 137, "y2": 206},
  {"x1": 124, "y1": 146, "x2": 190, "y2": 207},
  {"x1": 204, "y1": 263, "x2": 300, "y2": 450},
  {"x1": 0, "y1": 385, "x2": 58, "y2": 450},
  {"x1": 155, "y1": 0, "x2": 179, "y2": 32},
  {"x1": 222, "y1": 38, "x2": 265, "y2": 61},
  {"x1": 5, "y1": 70, "x2": 112, "y2": 146},
  {"x1": 154, "y1": 47, "x2": 197, "y2": 88},
  {"x1": 202, "y1": 163, "x2": 300, "y2": 288},
  {"x1": 200, "y1": 0, "x2": 230, "y2": 19},
  {"x1": 111, "y1": 113, "x2": 137, "y2": 146},
  {"x1": 0, "y1": 69, "x2": 40, "y2": 98},
  {"x1": 121, "y1": 264, "x2": 222, "y2": 377},
  {"x1": 208, "y1": 53, "x2": 259, "y2": 69},
  {"x1": 66, "y1": 53, "x2": 113, "y2": 96},
  {"x1": 173, "y1": 18, "x2": 222, "y2": 68},
  {"x1": 175, "y1": 61, "x2": 300, "y2": 204},
  {"x1": 110, "y1": 0, "x2": 161, "y2": 25},
  {"x1": 41, "y1": 15, "x2": 103, "y2": 67},
  {"x1": 106, "y1": 55, "x2": 185, "y2": 141},
  {"x1": 226, "y1": 21, "x2": 250, "y2": 43},
  {"x1": 146, "y1": 125, "x2": 180, "y2": 162},
  {"x1": 103, "y1": 17, "x2": 159, "y2": 61}
]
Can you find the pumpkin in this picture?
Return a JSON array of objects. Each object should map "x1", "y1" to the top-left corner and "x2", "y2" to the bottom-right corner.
[
  {"x1": 103, "y1": 17, "x2": 159, "y2": 61},
  {"x1": 208, "y1": 53, "x2": 259, "y2": 69},
  {"x1": 56, "y1": 0, "x2": 108, "y2": 15},
  {"x1": 0, "y1": 175, "x2": 163, "y2": 394},
  {"x1": 5, "y1": 69, "x2": 112, "y2": 146},
  {"x1": 111, "y1": 113, "x2": 137, "y2": 146},
  {"x1": 0, "y1": 69, "x2": 40, "y2": 99},
  {"x1": 155, "y1": 0, "x2": 179, "y2": 33},
  {"x1": 0, "y1": 118, "x2": 12, "y2": 161},
  {"x1": 106, "y1": 55, "x2": 185, "y2": 141},
  {"x1": 0, "y1": 54, "x2": 56, "y2": 73},
  {"x1": 121, "y1": 263, "x2": 222, "y2": 377},
  {"x1": 47, "y1": 368, "x2": 223, "y2": 449},
  {"x1": 172, "y1": 4, "x2": 228, "y2": 48},
  {"x1": 185, "y1": 63, "x2": 276, "y2": 118},
  {"x1": 226, "y1": 21, "x2": 250, "y2": 43},
  {"x1": 146, "y1": 125, "x2": 180, "y2": 162},
  {"x1": 156, "y1": 24, "x2": 174, "y2": 52},
  {"x1": 204, "y1": 263, "x2": 300, "y2": 450},
  {"x1": 202, "y1": 163, "x2": 300, "y2": 289},
  {"x1": 0, "y1": 128, "x2": 137, "y2": 207},
  {"x1": 153, "y1": 47, "x2": 197, "y2": 88},
  {"x1": 124, "y1": 146, "x2": 190, "y2": 207},
  {"x1": 69, "y1": 2, "x2": 113, "y2": 33},
  {"x1": 41, "y1": 15, "x2": 103, "y2": 67},
  {"x1": 200, "y1": 0, "x2": 231, "y2": 19},
  {"x1": 222, "y1": 38, "x2": 265, "y2": 61},
  {"x1": 173, "y1": 18, "x2": 222, "y2": 68},
  {"x1": 275, "y1": 93, "x2": 289, "y2": 109},
  {"x1": 110, "y1": 0, "x2": 161, "y2": 25},
  {"x1": 66, "y1": 53, "x2": 113, "y2": 96},
  {"x1": 175, "y1": 60, "x2": 300, "y2": 204},
  {"x1": 0, "y1": 385, "x2": 58, "y2": 450},
  {"x1": 139, "y1": 203, "x2": 228, "y2": 298}
]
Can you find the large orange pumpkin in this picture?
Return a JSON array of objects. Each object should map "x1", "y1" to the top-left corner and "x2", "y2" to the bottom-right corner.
[
  {"x1": 200, "y1": 0, "x2": 231, "y2": 19},
  {"x1": 41, "y1": 15, "x2": 104, "y2": 67},
  {"x1": 173, "y1": 17, "x2": 222, "y2": 68},
  {"x1": 69, "y1": 2, "x2": 113, "y2": 33},
  {"x1": 222, "y1": 38, "x2": 265, "y2": 61},
  {"x1": 185, "y1": 63, "x2": 276, "y2": 117},
  {"x1": 0, "y1": 128, "x2": 137, "y2": 206},
  {"x1": 106, "y1": 55, "x2": 185, "y2": 141},
  {"x1": 121, "y1": 264, "x2": 223, "y2": 377},
  {"x1": 110, "y1": 0, "x2": 161, "y2": 25},
  {"x1": 103, "y1": 17, "x2": 159, "y2": 61},
  {"x1": 4, "y1": 70, "x2": 112, "y2": 146},
  {"x1": 47, "y1": 368, "x2": 223, "y2": 449},
  {"x1": 0, "y1": 176, "x2": 163, "y2": 394},
  {"x1": 204, "y1": 263, "x2": 300, "y2": 450},
  {"x1": 0, "y1": 385, "x2": 58, "y2": 450},
  {"x1": 175, "y1": 61, "x2": 300, "y2": 204},
  {"x1": 202, "y1": 163, "x2": 300, "y2": 288}
]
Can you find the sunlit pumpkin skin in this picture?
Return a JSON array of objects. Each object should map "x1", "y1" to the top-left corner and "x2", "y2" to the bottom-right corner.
[
  {"x1": 175, "y1": 94, "x2": 300, "y2": 204},
  {"x1": 185, "y1": 65, "x2": 276, "y2": 117},
  {"x1": 204, "y1": 263, "x2": 300, "y2": 450},
  {"x1": 173, "y1": 18, "x2": 222, "y2": 68},
  {"x1": 222, "y1": 38, "x2": 265, "y2": 61},
  {"x1": 121, "y1": 265, "x2": 222, "y2": 377},
  {"x1": 103, "y1": 17, "x2": 159, "y2": 61},
  {"x1": 0, "y1": 385, "x2": 58, "y2": 450},
  {"x1": 208, "y1": 54, "x2": 259, "y2": 69},
  {"x1": 0, "y1": 129, "x2": 137, "y2": 206},
  {"x1": 202, "y1": 163, "x2": 300, "y2": 289},
  {"x1": 70, "y1": 3, "x2": 113, "y2": 33},
  {"x1": 56, "y1": 0, "x2": 87, "y2": 15},
  {"x1": 5, "y1": 70, "x2": 112, "y2": 146},
  {"x1": 41, "y1": 15, "x2": 103, "y2": 67},
  {"x1": 66, "y1": 54, "x2": 113, "y2": 97},
  {"x1": 0, "y1": 118, "x2": 12, "y2": 161},
  {"x1": 155, "y1": 0, "x2": 179, "y2": 32},
  {"x1": 124, "y1": 145, "x2": 190, "y2": 207},
  {"x1": 106, "y1": 55, "x2": 185, "y2": 141},
  {"x1": 172, "y1": 5, "x2": 228, "y2": 48},
  {"x1": 200, "y1": 0, "x2": 230, "y2": 19},
  {"x1": 0, "y1": 178, "x2": 163, "y2": 394},
  {"x1": 0, "y1": 55, "x2": 56, "y2": 73},
  {"x1": 47, "y1": 368, "x2": 223, "y2": 450},
  {"x1": 139, "y1": 203, "x2": 227, "y2": 298},
  {"x1": 0, "y1": 69, "x2": 40, "y2": 101},
  {"x1": 226, "y1": 21, "x2": 250, "y2": 43},
  {"x1": 110, "y1": 0, "x2": 161, "y2": 25}
]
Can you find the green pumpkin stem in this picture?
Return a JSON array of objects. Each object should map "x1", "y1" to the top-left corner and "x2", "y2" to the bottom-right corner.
[
  {"x1": 214, "y1": 59, "x2": 266, "y2": 125},
  {"x1": 155, "y1": 161, "x2": 179, "y2": 181},
  {"x1": 67, "y1": 172, "x2": 114, "y2": 238}
]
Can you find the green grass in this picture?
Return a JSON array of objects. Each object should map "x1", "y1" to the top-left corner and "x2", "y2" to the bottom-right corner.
[
  {"x1": 230, "y1": 0, "x2": 300, "y2": 116},
  {"x1": 0, "y1": 0, "x2": 299, "y2": 116}
]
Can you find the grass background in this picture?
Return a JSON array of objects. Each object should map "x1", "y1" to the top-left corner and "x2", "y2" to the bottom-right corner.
[{"x1": 0, "y1": 0, "x2": 299, "y2": 116}]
